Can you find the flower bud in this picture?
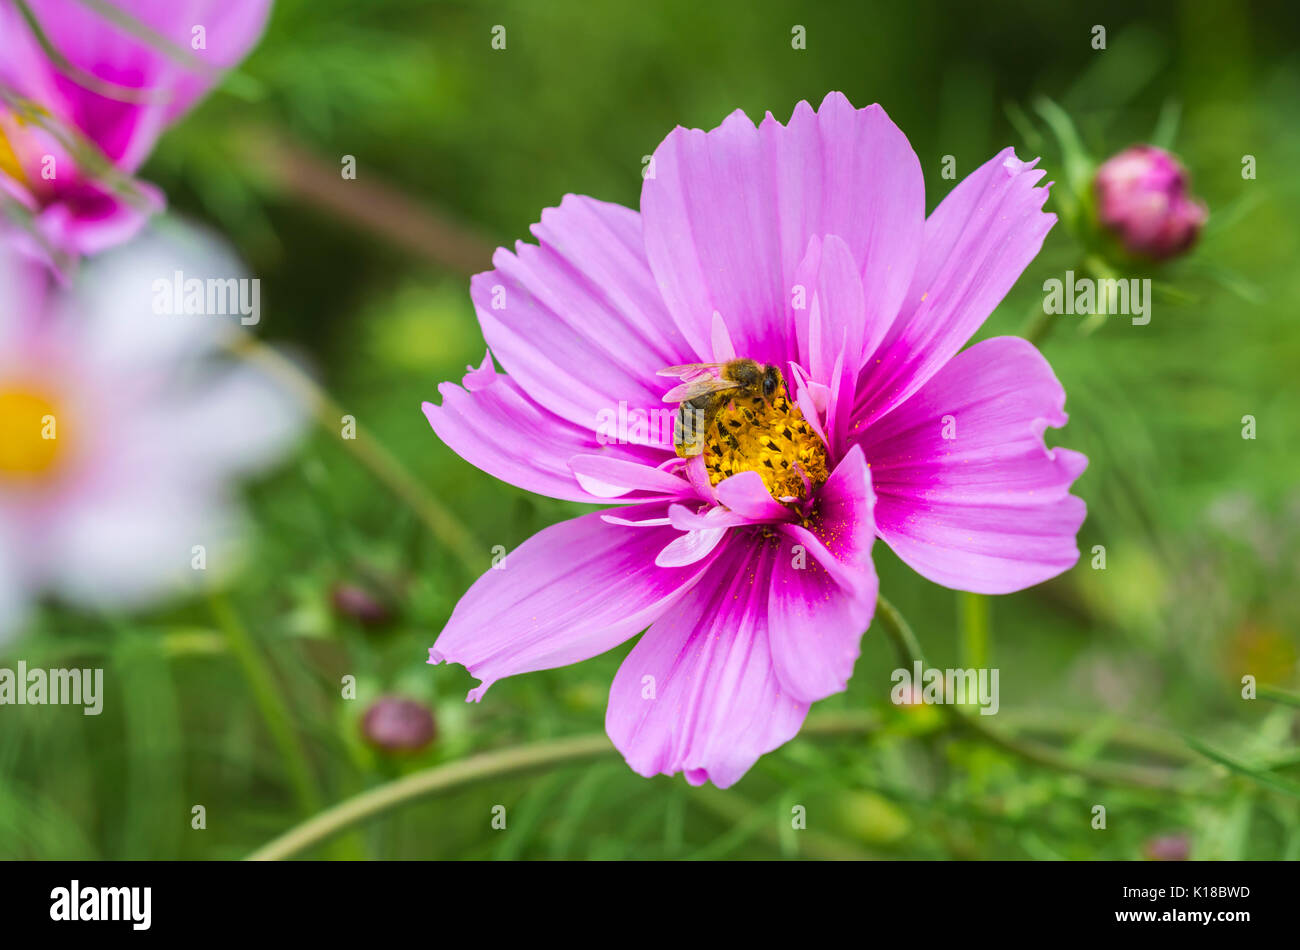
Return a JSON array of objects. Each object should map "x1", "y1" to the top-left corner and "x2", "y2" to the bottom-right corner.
[
  {"x1": 330, "y1": 581, "x2": 395, "y2": 629},
  {"x1": 361, "y1": 696, "x2": 436, "y2": 753},
  {"x1": 1142, "y1": 832, "x2": 1190, "y2": 861},
  {"x1": 1094, "y1": 145, "x2": 1207, "y2": 260}
]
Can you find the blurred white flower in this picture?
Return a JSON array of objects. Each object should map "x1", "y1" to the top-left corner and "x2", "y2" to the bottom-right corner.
[{"x1": 0, "y1": 223, "x2": 305, "y2": 639}]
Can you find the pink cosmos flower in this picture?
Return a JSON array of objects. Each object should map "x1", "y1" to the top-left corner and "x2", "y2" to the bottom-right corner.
[
  {"x1": 0, "y1": 0, "x2": 272, "y2": 259},
  {"x1": 0, "y1": 229, "x2": 302, "y2": 640},
  {"x1": 423, "y1": 93, "x2": 1087, "y2": 787},
  {"x1": 1094, "y1": 144, "x2": 1207, "y2": 260}
]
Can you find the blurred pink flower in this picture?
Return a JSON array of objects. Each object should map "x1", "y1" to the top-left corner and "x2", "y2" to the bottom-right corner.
[
  {"x1": 1094, "y1": 145, "x2": 1207, "y2": 260},
  {"x1": 0, "y1": 0, "x2": 272, "y2": 258},
  {"x1": 423, "y1": 93, "x2": 1087, "y2": 787},
  {"x1": 0, "y1": 229, "x2": 302, "y2": 639}
]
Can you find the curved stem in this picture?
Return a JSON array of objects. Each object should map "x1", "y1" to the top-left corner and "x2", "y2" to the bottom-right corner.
[
  {"x1": 250, "y1": 594, "x2": 1207, "y2": 860},
  {"x1": 876, "y1": 594, "x2": 927, "y2": 666},
  {"x1": 246, "y1": 734, "x2": 613, "y2": 860},
  {"x1": 955, "y1": 712, "x2": 1197, "y2": 791},
  {"x1": 247, "y1": 714, "x2": 885, "y2": 861},
  {"x1": 1021, "y1": 303, "x2": 1056, "y2": 348},
  {"x1": 874, "y1": 594, "x2": 1199, "y2": 792},
  {"x1": 994, "y1": 709, "x2": 1199, "y2": 765}
]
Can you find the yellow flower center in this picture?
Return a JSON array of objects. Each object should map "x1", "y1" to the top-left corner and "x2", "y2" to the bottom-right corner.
[
  {"x1": 0, "y1": 385, "x2": 65, "y2": 480},
  {"x1": 0, "y1": 120, "x2": 30, "y2": 188},
  {"x1": 704, "y1": 383, "x2": 828, "y2": 502}
]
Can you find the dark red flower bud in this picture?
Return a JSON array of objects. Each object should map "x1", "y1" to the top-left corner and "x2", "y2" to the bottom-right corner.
[
  {"x1": 330, "y1": 582, "x2": 395, "y2": 628},
  {"x1": 361, "y1": 696, "x2": 436, "y2": 753}
]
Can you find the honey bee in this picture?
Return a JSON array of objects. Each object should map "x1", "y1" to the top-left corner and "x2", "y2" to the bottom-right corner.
[{"x1": 657, "y1": 358, "x2": 783, "y2": 458}]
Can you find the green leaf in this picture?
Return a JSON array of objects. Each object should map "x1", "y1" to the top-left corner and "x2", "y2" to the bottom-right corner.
[
  {"x1": 1150, "y1": 98, "x2": 1182, "y2": 150},
  {"x1": 1258, "y1": 685, "x2": 1300, "y2": 710},
  {"x1": 1185, "y1": 736, "x2": 1300, "y2": 798}
]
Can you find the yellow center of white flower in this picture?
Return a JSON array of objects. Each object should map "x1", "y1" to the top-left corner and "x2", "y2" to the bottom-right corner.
[
  {"x1": 0, "y1": 120, "x2": 30, "y2": 188},
  {"x1": 0, "y1": 385, "x2": 64, "y2": 480}
]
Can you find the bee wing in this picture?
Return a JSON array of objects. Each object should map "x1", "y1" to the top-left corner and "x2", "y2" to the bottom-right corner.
[
  {"x1": 656, "y1": 362, "x2": 726, "y2": 380},
  {"x1": 662, "y1": 376, "x2": 740, "y2": 403}
]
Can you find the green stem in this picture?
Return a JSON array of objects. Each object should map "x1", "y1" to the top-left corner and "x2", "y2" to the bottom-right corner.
[
  {"x1": 246, "y1": 629, "x2": 1218, "y2": 863},
  {"x1": 874, "y1": 594, "x2": 1198, "y2": 792},
  {"x1": 1078, "y1": 254, "x2": 1120, "y2": 337},
  {"x1": 959, "y1": 591, "x2": 990, "y2": 670},
  {"x1": 876, "y1": 594, "x2": 928, "y2": 665},
  {"x1": 228, "y1": 335, "x2": 484, "y2": 571},
  {"x1": 957, "y1": 712, "x2": 1196, "y2": 791},
  {"x1": 249, "y1": 592, "x2": 1209, "y2": 860},
  {"x1": 209, "y1": 593, "x2": 322, "y2": 817},
  {"x1": 1021, "y1": 303, "x2": 1057, "y2": 348},
  {"x1": 246, "y1": 734, "x2": 613, "y2": 860},
  {"x1": 1023, "y1": 254, "x2": 1126, "y2": 346},
  {"x1": 994, "y1": 709, "x2": 1199, "y2": 764},
  {"x1": 247, "y1": 714, "x2": 887, "y2": 861}
]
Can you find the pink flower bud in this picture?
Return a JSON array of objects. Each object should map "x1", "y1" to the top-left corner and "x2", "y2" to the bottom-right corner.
[
  {"x1": 1094, "y1": 145, "x2": 1207, "y2": 260},
  {"x1": 361, "y1": 696, "x2": 436, "y2": 753},
  {"x1": 1142, "y1": 832, "x2": 1190, "y2": 861},
  {"x1": 330, "y1": 582, "x2": 395, "y2": 629}
]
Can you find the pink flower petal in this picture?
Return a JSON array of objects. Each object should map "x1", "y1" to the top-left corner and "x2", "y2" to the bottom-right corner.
[
  {"x1": 654, "y1": 526, "x2": 729, "y2": 568},
  {"x1": 768, "y1": 446, "x2": 878, "y2": 702},
  {"x1": 0, "y1": 0, "x2": 272, "y2": 170},
  {"x1": 656, "y1": 502, "x2": 745, "y2": 566},
  {"x1": 790, "y1": 234, "x2": 871, "y2": 454},
  {"x1": 601, "y1": 511, "x2": 673, "y2": 528},
  {"x1": 472, "y1": 194, "x2": 692, "y2": 428},
  {"x1": 714, "y1": 470, "x2": 792, "y2": 523},
  {"x1": 569, "y1": 455, "x2": 693, "y2": 499},
  {"x1": 709, "y1": 310, "x2": 736, "y2": 361},
  {"x1": 606, "y1": 538, "x2": 809, "y2": 788},
  {"x1": 666, "y1": 502, "x2": 746, "y2": 532},
  {"x1": 856, "y1": 336, "x2": 1088, "y2": 593},
  {"x1": 462, "y1": 349, "x2": 496, "y2": 392},
  {"x1": 641, "y1": 92, "x2": 924, "y2": 365},
  {"x1": 423, "y1": 368, "x2": 665, "y2": 504},
  {"x1": 786, "y1": 361, "x2": 831, "y2": 448},
  {"x1": 37, "y1": 180, "x2": 165, "y2": 257},
  {"x1": 853, "y1": 149, "x2": 1056, "y2": 428},
  {"x1": 429, "y1": 508, "x2": 713, "y2": 701}
]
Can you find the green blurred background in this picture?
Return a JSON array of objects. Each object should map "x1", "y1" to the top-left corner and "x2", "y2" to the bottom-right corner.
[{"x1": 4, "y1": 0, "x2": 1299, "y2": 859}]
